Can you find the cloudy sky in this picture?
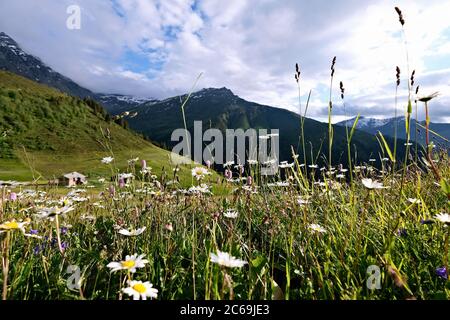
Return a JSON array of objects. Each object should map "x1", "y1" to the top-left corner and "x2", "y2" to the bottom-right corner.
[{"x1": 1, "y1": 0, "x2": 449, "y2": 122}]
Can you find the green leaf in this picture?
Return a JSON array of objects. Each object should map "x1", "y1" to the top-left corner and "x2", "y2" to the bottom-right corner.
[
  {"x1": 349, "y1": 113, "x2": 361, "y2": 141},
  {"x1": 440, "y1": 179, "x2": 450, "y2": 197},
  {"x1": 377, "y1": 131, "x2": 395, "y2": 162}
]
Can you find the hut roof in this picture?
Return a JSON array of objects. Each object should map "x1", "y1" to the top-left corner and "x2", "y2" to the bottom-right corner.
[{"x1": 62, "y1": 172, "x2": 86, "y2": 179}]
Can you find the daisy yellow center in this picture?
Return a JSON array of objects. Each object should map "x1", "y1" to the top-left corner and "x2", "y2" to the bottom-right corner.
[
  {"x1": 195, "y1": 169, "x2": 203, "y2": 175},
  {"x1": 121, "y1": 260, "x2": 135, "y2": 268},
  {"x1": 3, "y1": 221, "x2": 19, "y2": 229},
  {"x1": 133, "y1": 283, "x2": 147, "y2": 293}
]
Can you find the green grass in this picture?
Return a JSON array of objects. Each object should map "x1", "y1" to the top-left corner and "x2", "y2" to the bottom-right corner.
[
  {"x1": 0, "y1": 154, "x2": 449, "y2": 300},
  {"x1": 0, "y1": 71, "x2": 219, "y2": 187}
]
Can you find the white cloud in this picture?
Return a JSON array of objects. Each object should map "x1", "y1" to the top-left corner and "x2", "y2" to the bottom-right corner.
[{"x1": 0, "y1": 0, "x2": 449, "y2": 122}]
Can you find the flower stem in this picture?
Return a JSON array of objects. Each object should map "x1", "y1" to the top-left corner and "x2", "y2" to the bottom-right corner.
[
  {"x1": 2, "y1": 231, "x2": 10, "y2": 300},
  {"x1": 55, "y1": 215, "x2": 64, "y2": 255}
]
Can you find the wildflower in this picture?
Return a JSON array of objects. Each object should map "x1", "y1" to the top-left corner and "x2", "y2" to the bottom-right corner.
[
  {"x1": 247, "y1": 176, "x2": 253, "y2": 186},
  {"x1": 205, "y1": 160, "x2": 211, "y2": 168},
  {"x1": 407, "y1": 198, "x2": 421, "y2": 205},
  {"x1": 101, "y1": 156, "x2": 114, "y2": 164},
  {"x1": 107, "y1": 254, "x2": 149, "y2": 273},
  {"x1": 119, "y1": 178, "x2": 126, "y2": 188},
  {"x1": 224, "y1": 169, "x2": 233, "y2": 180},
  {"x1": 309, "y1": 223, "x2": 327, "y2": 234},
  {"x1": 9, "y1": 192, "x2": 17, "y2": 201},
  {"x1": 0, "y1": 219, "x2": 30, "y2": 234},
  {"x1": 279, "y1": 161, "x2": 294, "y2": 169},
  {"x1": 224, "y1": 161, "x2": 234, "y2": 167},
  {"x1": 188, "y1": 184, "x2": 211, "y2": 194},
  {"x1": 309, "y1": 164, "x2": 318, "y2": 169},
  {"x1": 210, "y1": 250, "x2": 247, "y2": 268},
  {"x1": 122, "y1": 280, "x2": 158, "y2": 300},
  {"x1": 396, "y1": 228, "x2": 408, "y2": 237},
  {"x1": 191, "y1": 167, "x2": 210, "y2": 181},
  {"x1": 434, "y1": 213, "x2": 450, "y2": 225},
  {"x1": 223, "y1": 209, "x2": 238, "y2": 219},
  {"x1": 297, "y1": 197, "x2": 310, "y2": 206},
  {"x1": 247, "y1": 159, "x2": 258, "y2": 165},
  {"x1": 118, "y1": 227, "x2": 146, "y2": 236},
  {"x1": 109, "y1": 185, "x2": 116, "y2": 197},
  {"x1": 420, "y1": 219, "x2": 434, "y2": 225},
  {"x1": 127, "y1": 157, "x2": 139, "y2": 165},
  {"x1": 165, "y1": 223, "x2": 173, "y2": 232},
  {"x1": 436, "y1": 267, "x2": 448, "y2": 280},
  {"x1": 361, "y1": 178, "x2": 387, "y2": 190},
  {"x1": 36, "y1": 206, "x2": 74, "y2": 219}
]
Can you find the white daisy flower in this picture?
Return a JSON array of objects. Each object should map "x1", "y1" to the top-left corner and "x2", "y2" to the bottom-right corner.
[
  {"x1": 309, "y1": 223, "x2": 327, "y2": 234},
  {"x1": 36, "y1": 206, "x2": 75, "y2": 219},
  {"x1": 435, "y1": 213, "x2": 450, "y2": 224},
  {"x1": 119, "y1": 173, "x2": 134, "y2": 180},
  {"x1": 191, "y1": 167, "x2": 210, "y2": 181},
  {"x1": 297, "y1": 197, "x2": 310, "y2": 206},
  {"x1": 407, "y1": 198, "x2": 421, "y2": 205},
  {"x1": 118, "y1": 227, "x2": 146, "y2": 236},
  {"x1": 101, "y1": 156, "x2": 114, "y2": 164},
  {"x1": 210, "y1": 250, "x2": 247, "y2": 268},
  {"x1": 361, "y1": 178, "x2": 387, "y2": 190},
  {"x1": 223, "y1": 161, "x2": 235, "y2": 167},
  {"x1": 122, "y1": 280, "x2": 158, "y2": 300},
  {"x1": 223, "y1": 209, "x2": 238, "y2": 219},
  {"x1": 127, "y1": 157, "x2": 139, "y2": 165},
  {"x1": 279, "y1": 161, "x2": 294, "y2": 169},
  {"x1": 308, "y1": 164, "x2": 318, "y2": 169},
  {"x1": 107, "y1": 254, "x2": 149, "y2": 273},
  {"x1": 247, "y1": 159, "x2": 258, "y2": 165},
  {"x1": 188, "y1": 184, "x2": 211, "y2": 194}
]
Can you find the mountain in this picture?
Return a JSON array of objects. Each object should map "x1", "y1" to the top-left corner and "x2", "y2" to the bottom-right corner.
[
  {"x1": 0, "y1": 32, "x2": 155, "y2": 113},
  {"x1": 123, "y1": 87, "x2": 405, "y2": 166},
  {"x1": 96, "y1": 93, "x2": 158, "y2": 114},
  {"x1": 0, "y1": 32, "x2": 94, "y2": 98},
  {"x1": 337, "y1": 116, "x2": 450, "y2": 149},
  {"x1": 0, "y1": 70, "x2": 198, "y2": 182}
]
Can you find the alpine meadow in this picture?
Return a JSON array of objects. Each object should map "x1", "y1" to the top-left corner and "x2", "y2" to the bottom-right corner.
[{"x1": 0, "y1": 2, "x2": 450, "y2": 305}]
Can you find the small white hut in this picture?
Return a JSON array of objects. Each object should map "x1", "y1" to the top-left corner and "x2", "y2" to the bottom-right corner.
[{"x1": 59, "y1": 172, "x2": 87, "y2": 187}]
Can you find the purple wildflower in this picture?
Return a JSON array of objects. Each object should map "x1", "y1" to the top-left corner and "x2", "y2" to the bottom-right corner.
[
  {"x1": 9, "y1": 192, "x2": 17, "y2": 201},
  {"x1": 436, "y1": 267, "x2": 448, "y2": 280}
]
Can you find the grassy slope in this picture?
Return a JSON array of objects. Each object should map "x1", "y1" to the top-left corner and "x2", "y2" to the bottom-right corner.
[{"x1": 0, "y1": 71, "x2": 213, "y2": 185}]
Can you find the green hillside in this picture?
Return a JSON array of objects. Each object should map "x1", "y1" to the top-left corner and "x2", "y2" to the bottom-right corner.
[{"x1": 0, "y1": 71, "x2": 202, "y2": 183}]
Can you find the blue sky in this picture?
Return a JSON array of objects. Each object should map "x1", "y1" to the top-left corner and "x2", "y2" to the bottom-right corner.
[{"x1": 0, "y1": 0, "x2": 449, "y2": 122}]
